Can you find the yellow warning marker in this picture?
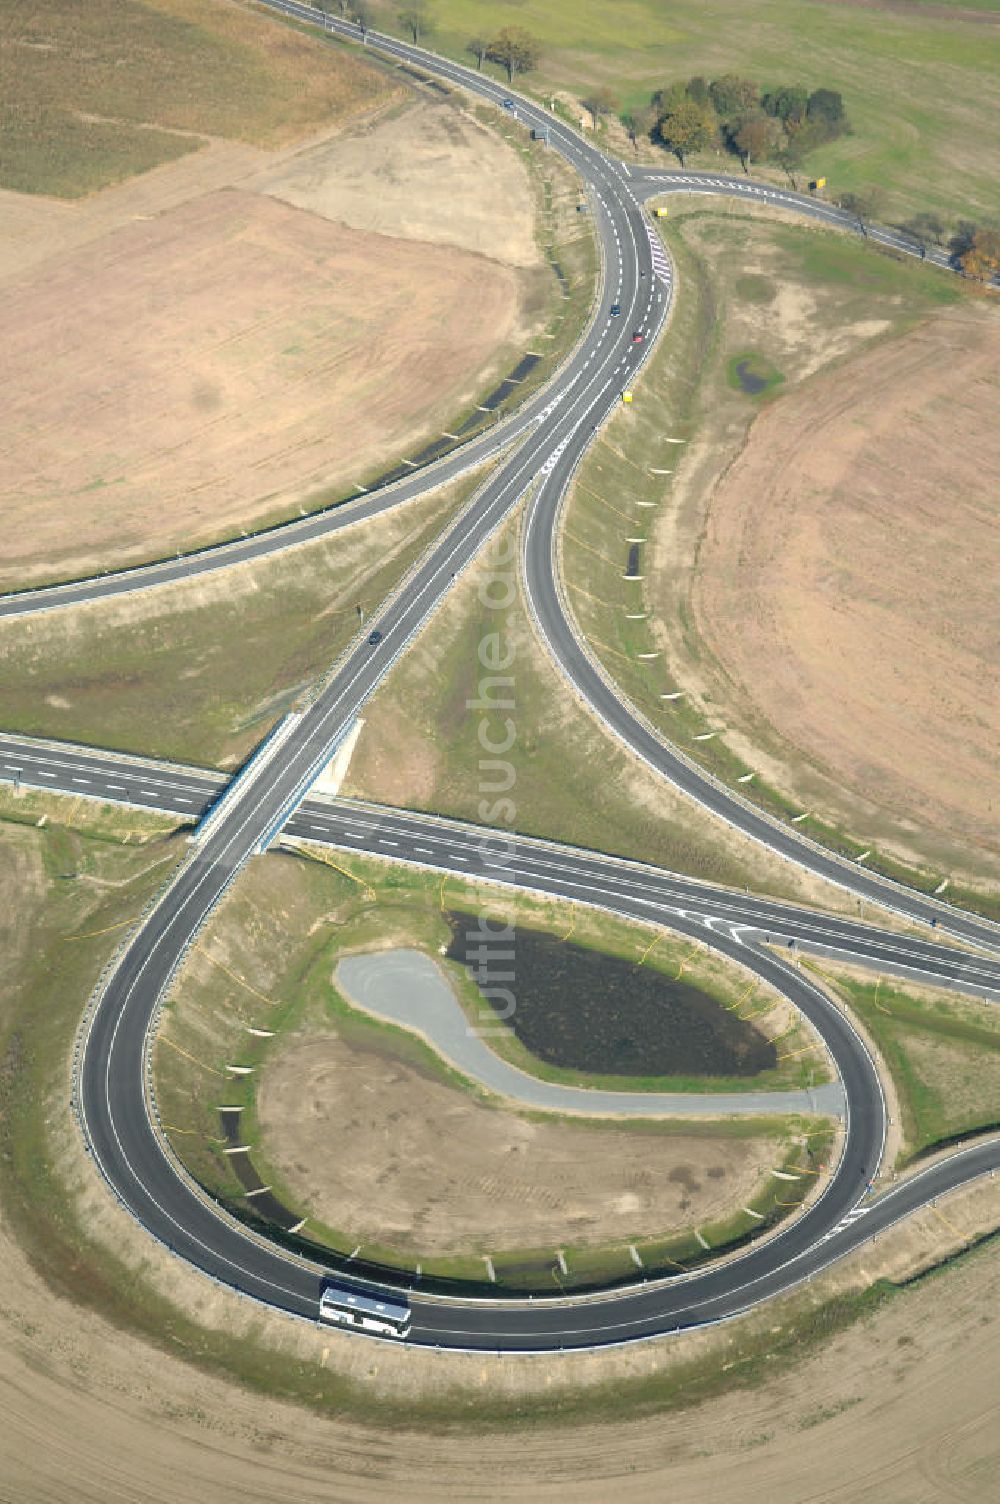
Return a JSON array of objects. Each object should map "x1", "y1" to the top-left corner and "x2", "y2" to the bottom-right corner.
[
  {"x1": 639, "y1": 931, "x2": 662, "y2": 966},
  {"x1": 622, "y1": 390, "x2": 634, "y2": 404},
  {"x1": 159, "y1": 1035, "x2": 224, "y2": 1076},
  {"x1": 673, "y1": 942, "x2": 701, "y2": 981},
  {"x1": 653, "y1": 206, "x2": 669, "y2": 218},
  {"x1": 66, "y1": 915, "x2": 140, "y2": 942},
  {"x1": 194, "y1": 945, "x2": 275, "y2": 1006}
]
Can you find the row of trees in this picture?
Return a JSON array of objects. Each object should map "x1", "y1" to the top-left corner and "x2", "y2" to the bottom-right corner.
[
  {"x1": 628, "y1": 74, "x2": 849, "y2": 176},
  {"x1": 839, "y1": 197, "x2": 999, "y2": 279},
  {"x1": 314, "y1": 3, "x2": 543, "y2": 83},
  {"x1": 466, "y1": 27, "x2": 541, "y2": 83},
  {"x1": 316, "y1": 7, "x2": 997, "y2": 278}
]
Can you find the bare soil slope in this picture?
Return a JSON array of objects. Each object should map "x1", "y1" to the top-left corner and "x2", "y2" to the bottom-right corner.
[
  {"x1": 693, "y1": 308, "x2": 1000, "y2": 873},
  {"x1": 1, "y1": 1176, "x2": 999, "y2": 1502},
  {"x1": 0, "y1": 187, "x2": 525, "y2": 586},
  {"x1": 254, "y1": 94, "x2": 540, "y2": 267},
  {"x1": 256, "y1": 1032, "x2": 780, "y2": 1256}
]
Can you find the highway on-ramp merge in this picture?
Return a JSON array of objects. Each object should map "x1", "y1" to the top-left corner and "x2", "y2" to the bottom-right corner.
[{"x1": 5, "y1": 4, "x2": 996, "y2": 1352}]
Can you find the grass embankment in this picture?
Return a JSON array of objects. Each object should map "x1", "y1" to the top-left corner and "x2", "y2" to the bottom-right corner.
[
  {"x1": 805, "y1": 959, "x2": 1000, "y2": 1166},
  {"x1": 363, "y1": 0, "x2": 1000, "y2": 226},
  {"x1": 441, "y1": 106, "x2": 598, "y2": 440},
  {"x1": 0, "y1": 793, "x2": 190, "y2": 1326},
  {"x1": 344, "y1": 503, "x2": 855, "y2": 908},
  {"x1": 0, "y1": 468, "x2": 489, "y2": 771},
  {"x1": 155, "y1": 845, "x2": 831, "y2": 1290},
  {"x1": 0, "y1": 793, "x2": 995, "y2": 1428},
  {"x1": 559, "y1": 204, "x2": 998, "y2": 917},
  {"x1": 0, "y1": 0, "x2": 397, "y2": 196}
]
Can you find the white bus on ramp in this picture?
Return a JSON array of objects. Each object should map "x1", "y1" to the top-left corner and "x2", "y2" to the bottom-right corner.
[{"x1": 319, "y1": 1281, "x2": 412, "y2": 1339}]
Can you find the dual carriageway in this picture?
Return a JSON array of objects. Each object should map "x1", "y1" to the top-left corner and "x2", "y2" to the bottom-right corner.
[{"x1": 1, "y1": 4, "x2": 997, "y2": 1351}]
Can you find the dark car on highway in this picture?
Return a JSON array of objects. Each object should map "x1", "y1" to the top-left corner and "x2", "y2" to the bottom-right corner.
[
  {"x1": 368, "y1": 630, "x2": 383, "y2": 646},
  {"x1": 610, "y1": 303, "x2": 621, "y2": 316}
]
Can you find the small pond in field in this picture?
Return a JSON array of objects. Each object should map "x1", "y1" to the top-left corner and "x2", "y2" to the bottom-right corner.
[
  {"x1": 727, "y1": 350, "x2": 785, "y2": 398},
  {"x1": 445, "y1": 913, "x2": 776, "y2": 1079}
]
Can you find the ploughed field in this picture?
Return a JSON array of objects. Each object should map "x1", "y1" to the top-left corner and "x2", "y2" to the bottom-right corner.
[
  {"x1": 445, "y1": 914, "x2": 777, "y2": 1079},
  {"x1": 0, "y1": 189, "x2": 526, "y2": 588},
  {"x1": 693, "y1": 308, "x2": 1000, "y2": 880}
]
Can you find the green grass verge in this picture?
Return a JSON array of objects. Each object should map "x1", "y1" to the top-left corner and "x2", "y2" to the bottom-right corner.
[
  {"x1": 363, "y1": 0, "x2": 1000, "y2": 226},
  {"x1": 154, "y1": 846, "x2": 830, "y2": 1288},
  {"x1": 805, "y1": 961, "x2": 1000, "y2": 1165}
]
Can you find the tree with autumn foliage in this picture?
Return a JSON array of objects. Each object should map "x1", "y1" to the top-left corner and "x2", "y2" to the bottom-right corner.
[
  {"x1": 486, "y1": 26, "x2": 540, "y2": 84},
  {"x1": 730, "y1": 113, "x2": 782, "y2": 171},
  {"x1": 656, "y1": 97, "x2": 716, "y2": 166},
  {"x1": 959, "y1": 227, "x2": 1000, "y2": 282}
]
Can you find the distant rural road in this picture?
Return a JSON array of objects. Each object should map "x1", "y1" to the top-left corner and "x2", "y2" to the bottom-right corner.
[{"x1": 2, "y1": 4, "x2": 997, "y2": 1351}]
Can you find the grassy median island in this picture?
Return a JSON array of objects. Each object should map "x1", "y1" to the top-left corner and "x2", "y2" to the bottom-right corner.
[
  {"x1": 556, "y1": 203, "x2": 999, "y2": 918},
  {"x1": 804, "y1": 958, "x2": 1000, "y2": 1166},
  {"x1": 342, "y1": 504, "x2": 865, "y2": 912},
  {"x1": 153, "y1": 845, "x2": 834, "y2": 1291},
  {"x1": 1, "y1": 789, "x2": 998, "y2": 1439}
]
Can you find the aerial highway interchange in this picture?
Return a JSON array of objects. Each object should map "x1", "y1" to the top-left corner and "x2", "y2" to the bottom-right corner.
[{"x1": 2, "y1": 2, "x2": 998, "y2": 1352}]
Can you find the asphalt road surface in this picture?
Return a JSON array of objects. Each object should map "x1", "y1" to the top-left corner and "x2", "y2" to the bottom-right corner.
[
  {"x1": 5, "y1": 6, "x2": 997, "y2": 1350},
  {"x1": 3, "y1": 732, "x2": 998, "y2": 1000}
]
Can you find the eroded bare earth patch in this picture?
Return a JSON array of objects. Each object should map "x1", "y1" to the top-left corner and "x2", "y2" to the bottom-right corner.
[{"x1": 256, "y1": 1031, "x2": 782, "y2": 1256}]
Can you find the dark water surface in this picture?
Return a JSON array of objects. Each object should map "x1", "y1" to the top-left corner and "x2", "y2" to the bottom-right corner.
[{"x1": 446, "y1": 913, "x2": 777, "y2": 1078}]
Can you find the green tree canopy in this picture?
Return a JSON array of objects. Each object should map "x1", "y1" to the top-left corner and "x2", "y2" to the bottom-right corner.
[
  {"x1": 763, "y1": 85, "x2": 808, "y2": 127},
  {"x1": 487, "y1": 26, "x2": 540, "y2": 83},
  {"x1": 657, "y1": 97, "x2": 716, "y2": 166},
  {"x1": 709, "y1": 74, "x2": 759, "y2": 119},
  {"x1": 807, "y1": 88, "x2": 845, "y2": 134},
  {"x1": 399, "y1": 3, "x2": 430, "y2": 44}
]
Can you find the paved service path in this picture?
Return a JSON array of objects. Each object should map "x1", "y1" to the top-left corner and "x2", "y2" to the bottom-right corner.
[{"x1": 335, "y1": 949, "x2": 845, "y2": 1119}]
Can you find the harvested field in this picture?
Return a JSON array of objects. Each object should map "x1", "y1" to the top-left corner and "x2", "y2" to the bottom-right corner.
[
  {"x1": 0, "y1": 0, "x2": 395, "y2": 196},
  {"x1": 692, "y1": 308, "x2": 1000, "y2": 873},
  {"x1": 0, "y1": 187, "x2": 526, "y2": 586},
  {"x1": 256, "y1": 1032, "x2": 782, "y2": 1257}
]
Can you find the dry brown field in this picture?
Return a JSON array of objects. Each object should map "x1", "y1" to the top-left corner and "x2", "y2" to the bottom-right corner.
[
  {"x1": 0, "y1": 80, "x2": 544, "y2": 587},
  {"x1": 692, "y1": 308, "x2": 1000, "y2": 874},
  {"x1": 0, "y1": 187, "x2": 525, "y2": 587},
  {"x1": 1, "y1": 1160, "x2": 998, "y2": 1502},
  {"x1": 257, "y1": 1032, "x2": 782, "y2": 1256}
]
